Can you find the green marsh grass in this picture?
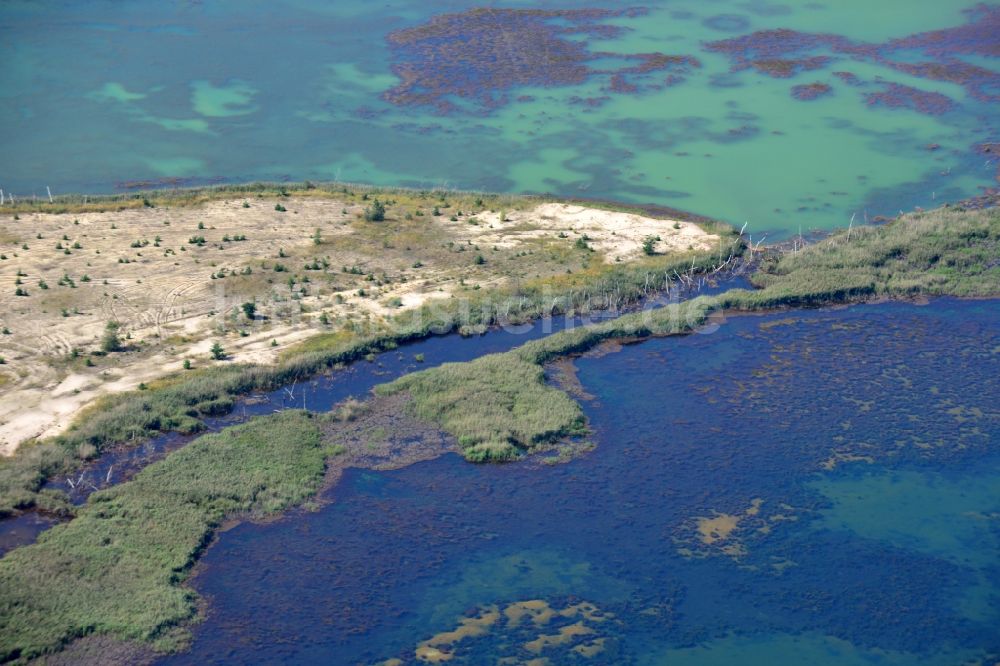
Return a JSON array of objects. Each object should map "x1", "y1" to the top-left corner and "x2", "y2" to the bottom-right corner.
[{"x1": 0, "y1": 411, "x2": 328, "y2": 661}]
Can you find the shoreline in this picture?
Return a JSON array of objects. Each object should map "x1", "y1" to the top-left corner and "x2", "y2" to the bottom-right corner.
[
  {"x1": 0, "y1": 190, "x2": 743, "y2": 517},
  {"x1": 0, "y1": 200, "x2": 997, "y2": 661},
  {"x1": 2, "y1": 264, "x2": 753, "y2": 533}
]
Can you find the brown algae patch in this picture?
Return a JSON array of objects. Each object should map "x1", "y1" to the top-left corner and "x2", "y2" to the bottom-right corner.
[
  {"x1": 415, "y1": 606, "x2": 501, "y2": 662},
  {"x1": 821, "y1": 450, "x2": 876, "y2": 471},
  {"x1": 696, "y1": 497, "x2": 762, "y2": 545},
  {"x1": 389, "y1": 599, "x2": 616, "y2": 664},
  {"x1": 384, "y1": 8, "x2": 700, "y2": 114},
  {"x1": 678, "y1": 498, "x2": 803, "y2": 563},
  {"x1": 505, "y1": 600, "x2": 558, "y2": 628},
  {"x1": 523, "y1": 622, "x2": 594, "y2": 653}
]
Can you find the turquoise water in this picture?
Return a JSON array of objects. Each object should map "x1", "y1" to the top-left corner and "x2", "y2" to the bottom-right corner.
[
  {"x1": 162, "y1": 299, "x2": 1000, "y2": 664},
  {"x1": 1, "y1": 2, "x2": 998, "y2": 233}
]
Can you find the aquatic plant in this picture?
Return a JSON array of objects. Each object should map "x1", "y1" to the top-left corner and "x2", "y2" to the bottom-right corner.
[
  {"x1": 704, "y1": 5, "x2": 1000, "y2": 115},
  {"x1": 383, "y1": 7, "x2": 699, "y2": 113},
  {"x1": 863, "y1": 82, "x2": 955, "y2": 115},
  {"x1": 790, "y1": 82, "x2": 832, "y2": 101}
]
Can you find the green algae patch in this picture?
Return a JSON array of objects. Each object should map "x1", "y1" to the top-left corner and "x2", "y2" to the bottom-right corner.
[
  {"x1": 190, "y1": 80, "x2": 258, "y2": 117},
  {"x1": 87, "y1": 82, "x2": 147, "y2": 104},
  {"x1": 0, "y1": 410, "x2": 325, "y2": 662}
]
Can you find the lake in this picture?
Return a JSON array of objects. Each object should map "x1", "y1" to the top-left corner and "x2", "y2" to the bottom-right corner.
[
  {"x1": 2, "y1": 1, "x2": 998, "y2": 234},
  {"x1": 162, "y1": 297, "x2": 1000, "y2": 665}
]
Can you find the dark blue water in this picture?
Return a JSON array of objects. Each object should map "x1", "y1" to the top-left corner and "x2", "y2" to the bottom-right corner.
[{"x1": 163, "y1": 298, "x2": 1000, "y2": 665}]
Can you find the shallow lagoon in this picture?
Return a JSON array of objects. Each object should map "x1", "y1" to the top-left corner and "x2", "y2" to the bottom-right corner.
[
  {"x1": 2, "y1": 1, "x2": 998, "y2": 233},
  {"x1": 163, "y1": 298, "x2": 1000, "y2": 664}
]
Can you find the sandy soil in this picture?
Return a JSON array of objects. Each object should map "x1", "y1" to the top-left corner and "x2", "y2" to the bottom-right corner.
[
  {"x1": 463, "y1": 203, "x2": 716, "y2": 262},
  {"x1": 0, "y1": 197, "x2": 717, "y2": 454}
]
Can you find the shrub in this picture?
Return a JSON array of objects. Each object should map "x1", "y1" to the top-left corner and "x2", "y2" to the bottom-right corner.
[
  {"x1": 101, "y1": 321, "x2": 123, "y2": 352},
  {"x1": 210, "y1": 342, "x2": 226, "y2": 360},
  {"x1": 363, "y1": 199, "x2": 386, "y2": 222},
  {"x1": 275, "y1": 203, "x2": 287, "y2": 212},
  {"x1": 642, "y1": 236, "x2": 658, "y2": 256},
  {"x1": 241, "y1": 302, "x2": 256, "y2": 320}
]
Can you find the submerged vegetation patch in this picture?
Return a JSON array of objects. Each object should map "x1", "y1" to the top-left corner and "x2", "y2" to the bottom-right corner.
[
  {"x1": 790, "y1": 82, "x2": 832, "y2": 101},
  {"x1": 377, "y1": 598, "x2": 619, "y2": 664},
  {"x1": 705, "y1": 4, "x2": 1000, "y2": 114},
  {"x1": 383, "y1": 7, "x2": 700, "y2": 113},
  {"x1": 863, "y1": 82, "x2": 956, "y2": 116}
]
